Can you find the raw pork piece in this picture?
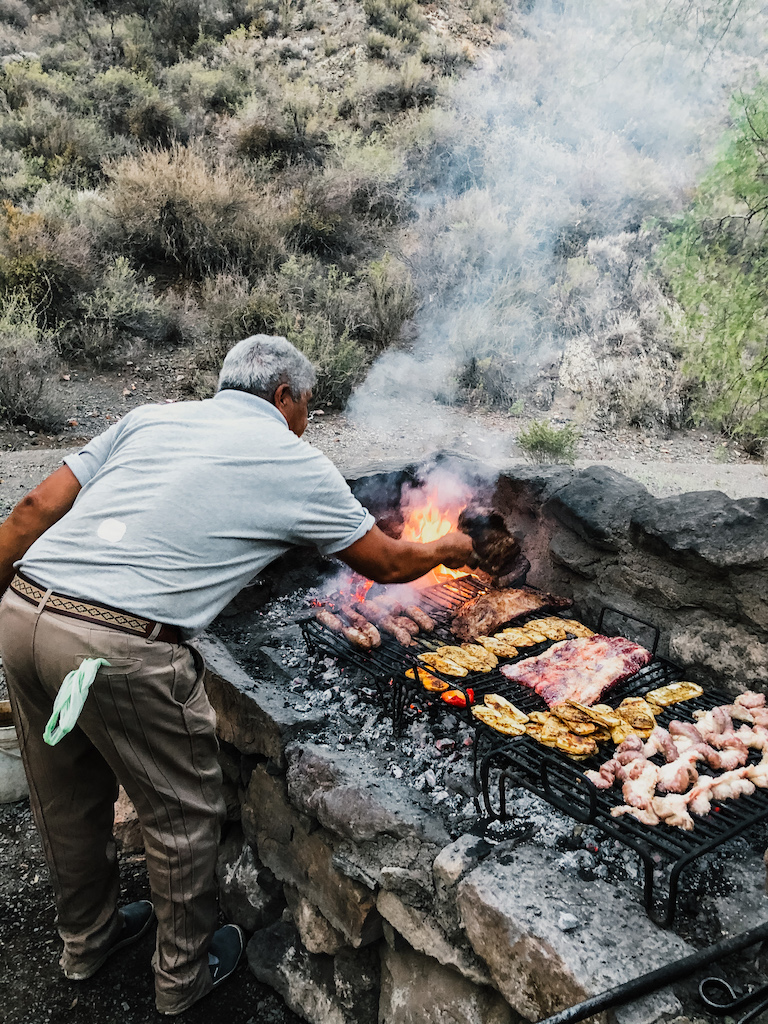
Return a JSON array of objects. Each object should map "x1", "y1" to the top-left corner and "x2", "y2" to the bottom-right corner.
[
  {"x1": 451, "y1": 586, "x2": 572, "y2": 642},
  {"x1": 499, "y1": 634, "x2": 651, "y2": 707}
]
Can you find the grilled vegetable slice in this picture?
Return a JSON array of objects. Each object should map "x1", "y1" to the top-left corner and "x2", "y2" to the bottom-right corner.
[
  {"x1": 616, "y1": 696, "x2": 657, "y2": 735},
  {"x1": 418, "y1": 653, "x2": 468, "y2": 677},
  {"x1": 472, "y1": 705, "x2": 527, "y2": 735},
  {"x1": 405, "y1": 668, "x2": 450, "y2": 692},
  {"x1": 433, "y1": 645, "x2": 496, "y2": 673},
  {"x1": 555, "y1": 732, "x2": 598, "y2": 759},
  {"x1": 476, "y1": 635, "x2": 520, "y2": 658},
  {"x1": 644, "y1": 681, "x2": 703, "y2": 706},
  {"x1": 441, "y1": 688, "x2": 475, "y2": 706},
  {"x1": 549, "y1": 703, "x2": 597, "y2": 735}
]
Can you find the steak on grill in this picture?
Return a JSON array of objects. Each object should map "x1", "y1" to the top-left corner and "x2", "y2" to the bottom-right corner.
[
  {"x1": 451, "y1": 586, "x2": 572, "y2": 642},
  {"x1": 499, "y1": 634, "x2": 652, "y2": 707}
]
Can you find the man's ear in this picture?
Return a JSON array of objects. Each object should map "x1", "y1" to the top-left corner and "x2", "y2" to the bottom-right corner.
[{"x1": 273, "y1": 382, "x2": 291, "y2": 408}]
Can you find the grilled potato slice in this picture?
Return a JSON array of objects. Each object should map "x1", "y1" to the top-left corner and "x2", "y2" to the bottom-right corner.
[
  {"x1": 476, "y1": 635, "x2": 520, "y2": 658},
  {"x1": 497, "y1": 627, "x2": 540, "y2": 647},
  {"x1": 555, "y1": 732, "x2": 598, "y2": 759},
  {"x1": 560, "y1": 700, "x2": 621, "y2": 729},
  {"x1": 405, "y1": 668, "x2": 450, "y2": 693},
  {"x1": 610, "y1": 721, "x2": 642, "y2": 745},
  {"x1": 482, "y1": 694, "x2": 529, "y2": 724},
  {"x1": 644, "y1": 681, "x2": 703, "y2": 706},
  {"x1": 616, "y1": 697, "x2": 657, "y2": 735},
  {"x1": 590, "y1": 725, "x2": 612, "y2": 744},
  {"x1": 525, "y1": 617, "x2": 568, "y2": 641},
  {"x1": 527, "y1": 711, "x2": 551, "y2": 724},
  {"x1": 525, "y1": 720, "x2": 546, "y2": 740},
  {"x1": 472, "y1": 705, "x2": 527, "y2": 736},
  {"x1": 540, "y1": 714, "x2": 570, "y2": 746},
  {"x1": 557, "y1": 618, "x2": 595, "y2": 638},
  {"x1": 519, "y1": 627, "x2": 549, "y2": 643},
  {"x1": 549, "y1": 703, "x2": 597, "y2": 735},
  {"x1": 417, "y1": 652, "x2": 468, "y2": 677},
  {"x1": 434, "y1": 645, "x2": 496, "y2": 673}
]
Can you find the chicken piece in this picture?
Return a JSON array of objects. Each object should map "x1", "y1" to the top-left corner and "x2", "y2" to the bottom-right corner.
[
  {"x1": 736, "y1": 691, "x2": 767, "y2": 710},
  {"x1": 557, "y1": 618, "x2": 595, "y2": 638},
  {"x1": 709, "y1": 768, "x2": 755, "y2": 801},
  {"x1": 496, "y1": 627, "x2": 541, "y2": 647},
  {"x1": 611, "y1": 804, "x2": 660, "y2": 826},
  {"x1": 751, "y1": 708, "x2": 768, "y2": 729},
  {"x1": 644, "y1": 681, "x2": 703, "y2": 707},
  {"x1": 651, "y1": 794, "x2": 695, "y2": 831},
  {"x1": 549, "y1": 703, "x2": 597, "y2": 736},
  {"x1": 621, "y1": 760, "x2": 659, "y2": 809},
  {"x1": 615, "y1": 735, "x2": 646, "y2": 765},
  {"x1": 483, "y1": 694, "x2": 529, "y2": 722},
  {"x1": 405, "y1": 606, "x2": 435, "y2": 632},
  {"x1": 656, "y1": 751, "x2": 699, "y2": 794},
  {"x1": 667, "y1": 721, "x2": 719, "y2": 766},
  {"x1": 524, "y1": 617, "x2": 568, "y2": 641},
  {"x1": 433, "y1": 645, "x2": 496, "y2": 673},
  {"x1": 616, "y1": 697, "x2": 657, "y2": 735},
  {"x1": 472, "y1": 705, "x2": 527, "y2": 736},
  {"x1": 584, "y1": 759, "x2": 619, "y2": 790},
  {"x1": 725, "y1": 704, "x2": 755, "y2": 725},
  {"x1": 643, "y1": 727, "x2": 680, "y2": 763}
]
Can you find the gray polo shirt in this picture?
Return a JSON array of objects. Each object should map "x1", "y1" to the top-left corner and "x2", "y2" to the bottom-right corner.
[{"x1": 21, "y1": 391, "x2": 374, "y2": 636}]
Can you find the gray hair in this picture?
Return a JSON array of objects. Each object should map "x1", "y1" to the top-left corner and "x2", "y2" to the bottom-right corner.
[{"x1": 217, "y1": 334, "x2": 316, "y2": 401}]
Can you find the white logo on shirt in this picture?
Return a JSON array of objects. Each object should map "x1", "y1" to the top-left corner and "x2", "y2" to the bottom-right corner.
[{"x1": 97, "y1": 519, "x2": 127, "y2": 544}]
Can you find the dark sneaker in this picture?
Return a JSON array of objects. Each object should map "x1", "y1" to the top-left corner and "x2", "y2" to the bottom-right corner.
[
  {"x1": 208, "y1": 924, "x2": 245, "y2": 988},
  {"x1": 159, "y1": 924, "x2": 246, "y2": 1016},
  {"x1": 64, "y1": 900, "x2": 156, "y2": 981}
]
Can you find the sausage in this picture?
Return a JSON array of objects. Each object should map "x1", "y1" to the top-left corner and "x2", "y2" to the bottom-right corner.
[
  {"x1": 394, "y1": 615, "x2": 419, "y2": 636},
  {"x1": 339, "y1": 603, "x2": 370, "y2": 630},
  {"x1": 406, "y1": 606, "x2": 435, "y2": 632},
  {"x1": 315, "y1": 608, "x2": 344, "y2": 631},
  {"x1": 352, "y1": 601, "x2": 412, "y2": 646},
  {"x1": 343, "y1": 626, "x2": 374, "y2": 649}
]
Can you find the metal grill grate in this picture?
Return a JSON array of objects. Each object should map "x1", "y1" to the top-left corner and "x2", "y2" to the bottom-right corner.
[
  {"x1": 478, "y1": 680, "x2": 768, "y2": 925},
  {"x1": 300, "y1": 577, "x2": 768, "y2": 925}
]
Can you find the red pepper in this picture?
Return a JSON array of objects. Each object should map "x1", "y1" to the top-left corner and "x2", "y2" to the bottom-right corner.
[{"x1": 441, "y1": 688, "x2": 475, "y2": 707}]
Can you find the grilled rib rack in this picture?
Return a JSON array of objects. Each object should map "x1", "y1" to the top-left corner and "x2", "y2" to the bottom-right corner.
[{"x1": 478, "y1": 676, "x2": 768, "y2": 926}]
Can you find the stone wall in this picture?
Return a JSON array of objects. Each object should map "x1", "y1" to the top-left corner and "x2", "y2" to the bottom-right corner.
[{"x1": 489, "y1": 465, "x2": 768, "y2": 690}]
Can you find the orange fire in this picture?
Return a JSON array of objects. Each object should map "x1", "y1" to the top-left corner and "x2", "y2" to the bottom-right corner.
[{"x1": 399, "y1": 485, "x2": 471, "y2": 587}]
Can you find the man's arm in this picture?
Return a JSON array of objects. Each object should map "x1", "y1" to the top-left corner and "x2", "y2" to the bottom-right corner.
[
  {"x1": 0, "y1": 465, "x2": 82, "y2": 596},
  {"x1": 337, "y1": 524, "x2": 474, "y2": 585}
]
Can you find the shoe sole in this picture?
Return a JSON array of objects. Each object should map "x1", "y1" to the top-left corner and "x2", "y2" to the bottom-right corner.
[{"x1": 64, "y1": 903, "x2": 156, "y2": 981}]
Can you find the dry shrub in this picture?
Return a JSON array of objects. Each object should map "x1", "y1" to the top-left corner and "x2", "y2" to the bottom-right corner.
[
  {"x1": 0, "y1": 200, "x2": 93, "y2": 322},
  {"x1": 104, "y1": 144, "x2": 289, "y2": 276},
  {"x1": 0, "y1": 293, "x2": 63, "y2": 430}
]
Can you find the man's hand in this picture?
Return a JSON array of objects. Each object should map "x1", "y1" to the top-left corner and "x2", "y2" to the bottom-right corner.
[
  {"x1": 0, "y1": 465, "x2": 81, "y2": 596},
  {"x1": 337, "y1": 524, "x2": 475, "y2": 585}
]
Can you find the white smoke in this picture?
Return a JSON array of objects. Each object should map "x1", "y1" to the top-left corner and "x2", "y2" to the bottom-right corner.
[{"x1": 347, "y1": 0, "x2": 768, "y2": 434}]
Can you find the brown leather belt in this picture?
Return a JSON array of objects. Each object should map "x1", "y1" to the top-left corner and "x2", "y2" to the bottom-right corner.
[{"x1": 10, "y1": 573, "x2": 181, "y2": 645}]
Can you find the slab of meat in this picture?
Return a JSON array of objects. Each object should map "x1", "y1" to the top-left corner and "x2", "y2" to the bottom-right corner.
[
  {"x1": 451, "y1": 586, "x2": 572, "y2": 642},
  {"x1": 499, "y1": 634, "x2": 651, "y2": 707}
]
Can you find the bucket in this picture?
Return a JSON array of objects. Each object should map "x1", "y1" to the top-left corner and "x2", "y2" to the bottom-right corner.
[{"x1": 0, "y1": 699, "x2": 28, "y2": 803}]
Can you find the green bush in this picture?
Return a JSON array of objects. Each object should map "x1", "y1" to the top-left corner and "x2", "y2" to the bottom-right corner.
[
  {"x1": 0, "y1": 292, "x2": 63, "y2": 430},
  {"x1": 658, "y1": 82, "x2": 768, "y2": 448},
  {"x1": 517, "y1": 419, "x2": 580, "y2": 464},
  {"x1": 90, "y1": 68, "x2": 183, "y2": 145}
]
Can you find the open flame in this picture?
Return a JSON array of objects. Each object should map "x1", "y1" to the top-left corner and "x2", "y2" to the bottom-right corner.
[{"x1": 399, "y1": 481, "x2": 472, "y2": 587}]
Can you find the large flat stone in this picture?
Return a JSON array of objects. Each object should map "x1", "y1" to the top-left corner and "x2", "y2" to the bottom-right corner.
[
  {"x1": 247, "y1": 920, "x2": 379, "y2": 1024},
  {"x1": 457, "y1": 844, "x2": 692, "y2": 1020},
  {"x1": 543, "y1": 466, "x2": 651, "y2": 551},
  {"x1": 285, "y1": 743, "x2": 450, "y2": 846},
  {"x1": 196, "y1": 633, "x2": 325, "y2": 766},
  {"x1": 377, "y1": 889, "x2": 491, "y2": 987},
  {"x1": 669, "y1": 611, "x2": 768, "y2": 690},
  {"x1": 242, "y1": 764, "x2": 380, "y2": 947},
  {"x1": 379, "y1": 943, "x2": 517, "y2": 1024},
  {"x1": 216, "y1": 825, "x2": 285, "y2": 932},
  {"x1": 630, "y1": 491, "x2": 768, "y2": 571}
]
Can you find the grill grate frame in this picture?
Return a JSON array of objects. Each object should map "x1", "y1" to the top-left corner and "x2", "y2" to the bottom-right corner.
[{"x1": 300, "y1": 577, "x2": 768, "y2": 925}]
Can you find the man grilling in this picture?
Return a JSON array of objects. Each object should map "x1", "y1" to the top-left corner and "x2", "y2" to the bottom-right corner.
[{"x1": 0, "y1": 334, "x2": 474, "y2": 1016}]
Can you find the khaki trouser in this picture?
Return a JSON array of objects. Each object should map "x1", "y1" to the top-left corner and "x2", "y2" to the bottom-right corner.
[{"x1": 0, "y1": 588, "x2": 225, "y2": 1015}]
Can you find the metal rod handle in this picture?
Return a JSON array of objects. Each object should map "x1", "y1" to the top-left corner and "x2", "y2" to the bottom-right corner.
[{"x1": 536, "y1": 920, "x2": 768, "y2": 1024}]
